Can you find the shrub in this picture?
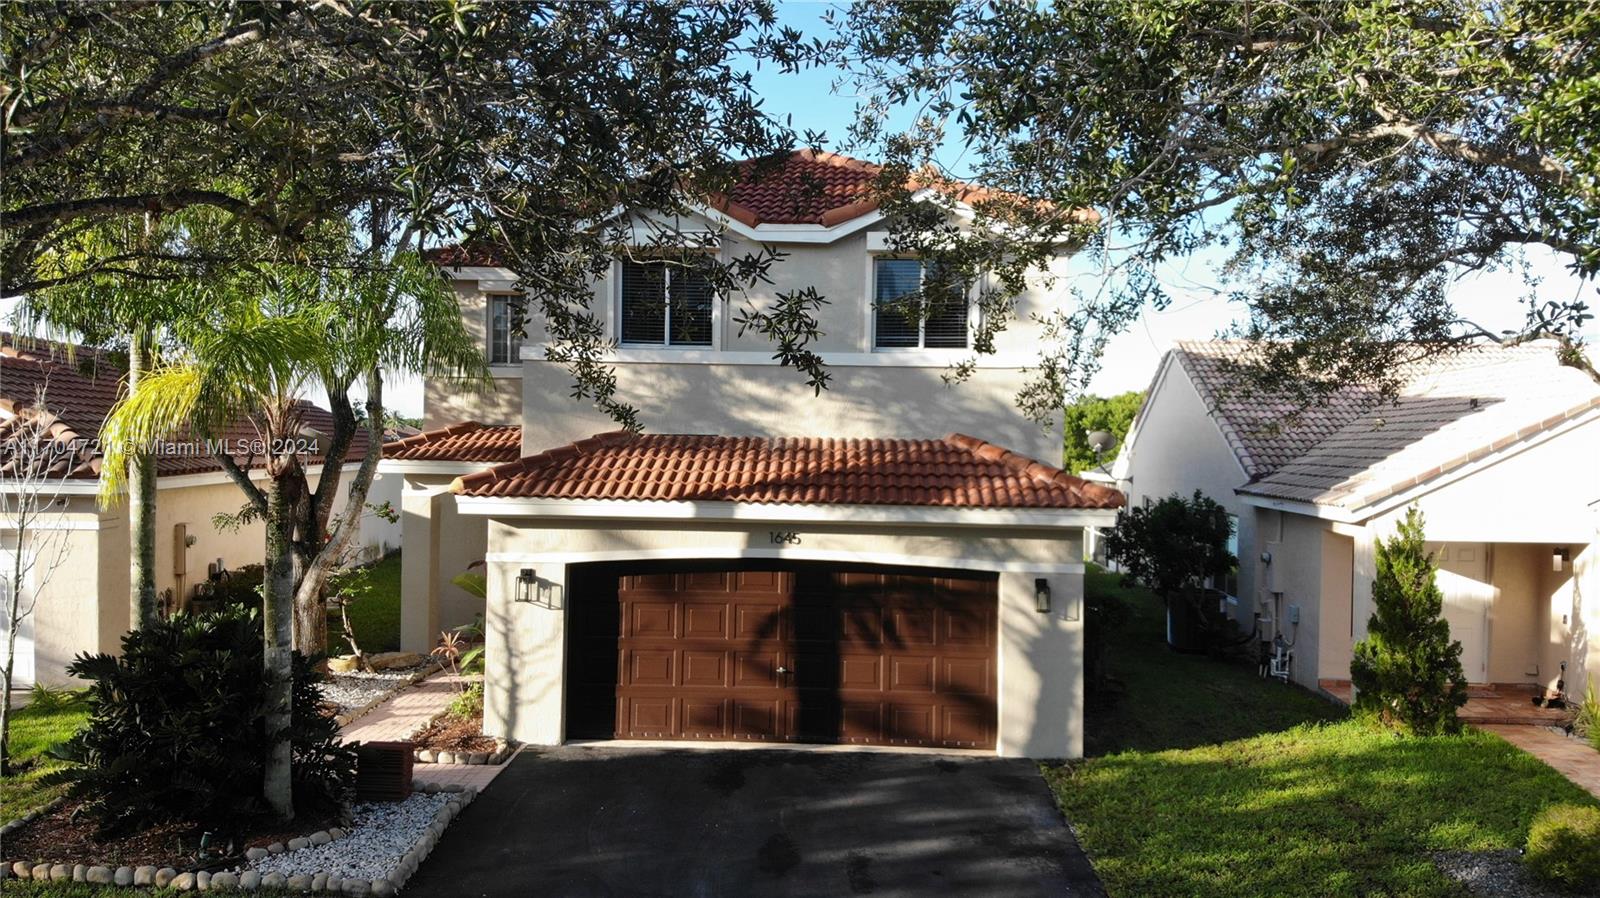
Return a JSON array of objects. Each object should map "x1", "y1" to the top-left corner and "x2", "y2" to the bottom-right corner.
[
  {"x1": 1525, "y1": 803, "x2": 1600, "y2": 890},
  {"x1": 448, "y1": 681, "x2": 484, "y2": 719},
  {"x1": 46, "y1": 607, "x2": 355, "y2": 836},
  {"x1": 209, "y1": 563, "x2": 266, "y2": 609},
  {"x1": 1350, "y1": 507, "x2": 1468, "y2": 735},
  {"x1": 1574, "y1": 678, "x2": 1600, "y2": 753}
]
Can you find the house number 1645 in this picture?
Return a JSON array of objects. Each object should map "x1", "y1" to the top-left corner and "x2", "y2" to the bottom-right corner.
[{"x1": 769, "y1": 531, "x2": 802, "y2": 545}]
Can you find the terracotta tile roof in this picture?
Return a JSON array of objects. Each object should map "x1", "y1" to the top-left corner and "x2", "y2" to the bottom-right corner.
[
  {"x1": 425, "y1": 150, "x2": 1098, "y2": 266},
  {"x1": 1226, "y1": 342, "x2": 1600, "y2": 511},
  {"x1": 450, "y1": 431, "x2": 1124, "y2": 510},
  {"x1": 383, "y1": 421, "x2": 522, "y2": 464},
  {"x1": 0, "y1": 335, "x2": 369, "y2": 481},
  {"x1": 1168, "y1": 340, "x2": 1371, "y2": 479}
]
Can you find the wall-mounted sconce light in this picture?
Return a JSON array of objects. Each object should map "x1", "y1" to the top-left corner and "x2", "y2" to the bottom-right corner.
[
  {"x1": 1552, "y1": 548, "x2": 1570, "y2": 572},
  {"x1": 1035, "y1": 577, "x2": 1051, "y2": 614},
  {"x1": 516, "y1": 568, "x2": 538, "y2": 603}
]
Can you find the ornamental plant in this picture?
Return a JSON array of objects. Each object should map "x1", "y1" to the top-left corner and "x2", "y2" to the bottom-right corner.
[
  {"x1": 1350, "y1": 507, "x2": 1468, "y2": 735},
  {"x1": 45, "y1": 608, "x2": 354, "y2": 837}
]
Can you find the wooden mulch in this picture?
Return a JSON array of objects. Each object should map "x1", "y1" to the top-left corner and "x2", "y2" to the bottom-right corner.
[
  {"x1": 0, "y1": 800, "x2": 334, "y2": 869},
  {"x1": 411, "y1": 708, "x2": 497, "y2": 754}
]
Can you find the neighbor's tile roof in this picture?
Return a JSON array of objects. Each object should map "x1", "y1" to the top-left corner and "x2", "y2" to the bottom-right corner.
[
  {"x1": 450, "y1": 431, "x2": 1124, "y2": 510},
  {"x1": 383, "y1": 421, "x2": 522, "y2": 464},
  {"x1": 1169, "y1": 340, "x2": 1371, "y2": 479},
  {"x1": 0, "y1": 335, "x2": 370, "y2": 481},
  {"x1": 1228, "y1": 342, "x2": 1600, "y2": 511}
]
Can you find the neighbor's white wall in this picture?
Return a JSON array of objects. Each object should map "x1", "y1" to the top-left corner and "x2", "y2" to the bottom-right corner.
[
  {"x1": 480, "y1": 517, "x2": 1088, "y2": 758},
  {"x1": 1120, "y1": 358, "x2": 1257, "y2": 610}
]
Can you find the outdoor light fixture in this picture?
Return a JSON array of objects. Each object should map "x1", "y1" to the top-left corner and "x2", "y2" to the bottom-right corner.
[
  {"x1": 1035, "y1": 578, "x2": 1051, "y2": 614},
  {"x1": 1553, "y1": 548, "x2": 1570, "y2": 572},
  {"x1": 516, "y1": 567, "x2": 538, "y2": 603}
]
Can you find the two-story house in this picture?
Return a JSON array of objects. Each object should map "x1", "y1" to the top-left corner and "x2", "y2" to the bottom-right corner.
[{"x1": 387, "y1": 150, "x2": 1122, "y2": 758}]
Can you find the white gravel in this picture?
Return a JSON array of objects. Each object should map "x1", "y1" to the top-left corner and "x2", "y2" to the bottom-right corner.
[
  {"x1": 320, "y1": 667, "x2": 429, "y2": 716},
  {"x1": 250, "y1": 793, "x2": 453, "y2": 881}
]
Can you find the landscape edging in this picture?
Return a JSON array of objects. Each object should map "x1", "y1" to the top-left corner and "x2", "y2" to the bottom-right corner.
[{"x1": 0, "y1": 784, "x2": 477, "y2": 894}]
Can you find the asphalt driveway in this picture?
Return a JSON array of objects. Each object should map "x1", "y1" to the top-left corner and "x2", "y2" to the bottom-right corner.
[{"x1": 405, "y1": 746, "x2": 1105, "y2": 898}]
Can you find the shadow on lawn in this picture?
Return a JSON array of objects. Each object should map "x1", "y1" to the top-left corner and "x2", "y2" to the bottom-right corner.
[
  {"x1": 1083, "y1": 566, "x2": 1345, "y2": 757},
  {"x1": 1050, "y1": 722, "x2": 1598, "y2": 898}
]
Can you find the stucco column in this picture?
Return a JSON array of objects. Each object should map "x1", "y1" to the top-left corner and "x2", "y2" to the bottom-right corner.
[
  {"x1": 482, "y1": 559, "x2": 566, "y2": 746},
  {"x1": 996, "y1": 568, "x2": 1085, "y2": 759},
  {"x1": 399, "y1": 481, "x2": 444, "y2": 653}
]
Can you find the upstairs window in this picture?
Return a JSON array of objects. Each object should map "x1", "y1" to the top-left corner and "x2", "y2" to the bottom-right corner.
[
  {"x1": 488, "y1": 294, "x2": 525, "y2": 365},
  {"x1": 873, "y1": 258, "x2": 969, "y2": 349},
  {"x1": 619, "y1": 260, "x2": 714, "y2": 347}
]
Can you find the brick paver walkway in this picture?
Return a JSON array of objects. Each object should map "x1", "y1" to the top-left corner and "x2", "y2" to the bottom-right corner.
[
  {"x1": 340, "y1": 674, "x2": 512, "y2": 792},
  {"x1": 1480, "y1": 724, "x2": 1600, "y2": 799}
]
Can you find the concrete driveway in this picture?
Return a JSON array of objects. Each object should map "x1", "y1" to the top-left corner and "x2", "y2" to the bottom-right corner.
[{"x1": 405, "y1": 745, "x2": 1104, "y2": 898}]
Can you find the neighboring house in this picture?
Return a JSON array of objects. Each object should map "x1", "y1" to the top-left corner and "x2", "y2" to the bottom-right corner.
[
  {"x1": 1118, "y1": 339, "x2": 1600, "y2": 697},
  {"x1": 397, "y1": 149, "x2": 1122, "y2": 758},
  {"x1": 0, "y1": 337, "x2": 396, "y2": 686}
]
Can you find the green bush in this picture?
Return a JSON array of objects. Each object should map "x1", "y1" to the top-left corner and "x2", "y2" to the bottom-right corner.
[
  {"x1": 46, "y1": 607, "x2": 355, "y2": 836},
  {"x1": 448, "y1": 681, "x2": 484, "y2": 719},
  {"x1": 210, "y1": 563, "x2": 266, "y2": 608},
  {"x1": 1574, "y1": 678, "x2": 1600, "y2": 753},
  {"x1": 1524, "y1": 803, "x2": 1600, "y2": 890},
  {"x1": 1350, "y1": 507, "x2": 1468, "y2": 735}
]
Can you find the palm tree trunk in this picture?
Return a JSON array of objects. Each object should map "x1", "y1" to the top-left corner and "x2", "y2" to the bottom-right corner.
[
  {"x1": 128, "y1": 327, "x2": 158, "y2": 628},
  {"x1": 262, "y1": 476, "x2": 296, "y2": 822}
]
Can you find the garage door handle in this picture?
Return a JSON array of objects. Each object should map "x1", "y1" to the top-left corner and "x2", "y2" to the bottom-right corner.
[{"x1": 776, "y1": 666, "x2": 789, "y2": 674}]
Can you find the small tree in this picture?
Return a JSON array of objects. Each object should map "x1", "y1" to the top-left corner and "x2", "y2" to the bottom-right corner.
[
  {"x1": 1062, "y1": 391, "x2": 1144, "y2": 475},
  {"x1": 1350, "y1": 507, "x2": 1468, "y2": 735},
  {"x1": 0, "y1": 395, "x2": 78, "y2": 774},
  {"x1": 1103, "y1": 491, "x2": 1237, "y2": 649}
]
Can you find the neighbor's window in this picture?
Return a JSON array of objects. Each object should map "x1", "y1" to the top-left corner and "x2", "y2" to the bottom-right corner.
[
  {"x1": 873, "y1": 258, "x2": 969, "y2": 349},
  {"x1": 619, "y1": 260, "x2": 714, "y2": 347},
  {"x1": 488, "y1": 294, "x2": 525, "y2": 365}
]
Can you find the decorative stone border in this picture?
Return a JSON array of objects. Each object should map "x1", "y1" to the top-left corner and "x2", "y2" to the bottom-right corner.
[
  {"x1": 0, "y1": 795, "x2": 65, "y2": 839},
  {"x1": 414, "y1": 739, "x2": 513, "y2": 766},
  {"x1": 0, "y1": 784, "x2": 477, "y2": 894}
]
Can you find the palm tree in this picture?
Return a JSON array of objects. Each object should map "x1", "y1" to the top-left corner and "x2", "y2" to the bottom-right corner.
[{"x1": 99, "y1": 254, "x2": 482, "y2": 818}]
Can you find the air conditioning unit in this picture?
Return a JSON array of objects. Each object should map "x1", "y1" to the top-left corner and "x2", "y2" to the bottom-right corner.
[{"x1": 352, "y1": 740, "x2": 414, "y2": 802}]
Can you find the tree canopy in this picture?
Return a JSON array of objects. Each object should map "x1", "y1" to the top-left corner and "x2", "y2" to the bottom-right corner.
[
  {"x1": 829, "y1": 0, "x2": 1600, "y2": 407},
  {"x1": 1062, "y1": 391, "x2": 1144, "y2": 474}
]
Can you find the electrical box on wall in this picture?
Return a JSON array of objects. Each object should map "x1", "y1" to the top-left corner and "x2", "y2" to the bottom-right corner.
[
  {"x1": 1288, "y1": 604, "x2": 1301, "y2": 625},
  {"x1": 1261, "y1": 542, "x2": 1280, "y2": 593}
]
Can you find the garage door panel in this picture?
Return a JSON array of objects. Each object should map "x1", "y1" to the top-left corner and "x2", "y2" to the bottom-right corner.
[
  {"x1": 628, "y1": 602, "x2": 677, "y2": 638},
  {"x1": 626, "y1": 649, "x2": 675, "y2": 687},
  {"x1": 682, "y1": 650, "x2": 728, "y2": 687},
  {"x1": 571, "y1": 562, "x2": 997, "y2": 750},
  {"x1": 733, "y1": 650, "x2": 781, "y2": 687},
  {"x1": 682, "y1": 603, "x2": 729, "y2": 638}
]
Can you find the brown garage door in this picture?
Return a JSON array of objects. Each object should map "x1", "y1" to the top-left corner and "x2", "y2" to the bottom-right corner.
[{"x1": 566, "y1": 561, "x2": 998, "y2": 749}]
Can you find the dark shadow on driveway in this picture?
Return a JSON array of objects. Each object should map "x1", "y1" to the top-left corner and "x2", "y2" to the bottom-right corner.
[{"x1": 405, "y1": 746, "x2": 1106, "y2": 898}]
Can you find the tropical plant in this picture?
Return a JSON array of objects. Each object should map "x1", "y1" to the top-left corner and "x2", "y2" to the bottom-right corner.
[
  {"x1": 1574, "y1": 678, "x2": 1600, "y2": 752},
  {"x1": 44, "y1": 608, "x2": 354, "y2": 837},
  {"x1": 1524, "y1": 803, "x2": 1600, "y2": 890},
  {"x1": 1350, "y1": 507, "x2": 1469, "y2": 735}
]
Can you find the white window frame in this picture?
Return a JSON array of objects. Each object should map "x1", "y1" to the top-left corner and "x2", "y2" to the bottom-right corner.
[
  {"x1": 487, "y1": 293, "x2": 526, "y2": 366},
  {"x1": 613, "y1": 258, "x2": 721, "y2": 350},
  {"x1": 866, "y1": 256, "x2": 977, "y2": 352}
]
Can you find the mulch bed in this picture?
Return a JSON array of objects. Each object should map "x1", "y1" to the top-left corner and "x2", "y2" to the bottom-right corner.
[
  {"x1": 0, "y1": 799, "x2": 335, "y2": 869},
  {"x1": 411, "y1": 709, "x2": 497, "y2": 754}
]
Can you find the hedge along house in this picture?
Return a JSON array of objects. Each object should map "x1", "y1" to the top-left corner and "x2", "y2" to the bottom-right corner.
[
  {"x1": 0, "y1": 336, "x2": 399, "y2": 686},
  {"x1": 1117, "y1": 340, "x2": 1600, "y2": 700},
  {"x1": 409, "y1": 150, "x2": 1122, "y2": 758}
]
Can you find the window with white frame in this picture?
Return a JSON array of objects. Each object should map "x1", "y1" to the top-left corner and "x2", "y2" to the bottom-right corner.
[
  {"x1": 619, "y1": 260, "x2": 714, "y2": 347},
  {"x1": 488, "y1": 294, "x2": 525, "y2": 365},
  {"x1": 872, "y1": 258, "x2": 970, "y2": 349}
]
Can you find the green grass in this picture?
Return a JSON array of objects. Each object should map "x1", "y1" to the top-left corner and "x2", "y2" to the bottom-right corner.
[
  {"x1": 328, "y1": 552, "x2": 402, "y2": 655},
  {"x1": 1056, "y1": 566, "x2": 1600, "y2": 898},
  {"x1": 1, "y1": 694, "x2": 90, "y2": 818}
]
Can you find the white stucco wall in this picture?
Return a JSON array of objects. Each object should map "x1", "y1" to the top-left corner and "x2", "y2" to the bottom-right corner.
[
  {"x1": 477, "y1": 517, "x2": 1089, "y2": 758},
  {"x1": 1119, "y1": 356, "x2": 1257, "y2": 611}
]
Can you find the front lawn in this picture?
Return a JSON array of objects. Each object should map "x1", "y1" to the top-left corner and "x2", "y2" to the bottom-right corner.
[
  {"x1": 1, "y1": 694, "x2": 90, "y2": 818},
  {"x1": 328, "y1": 551, "x2": 402, "y2": 656},
  {"x1": 1059, "y1": 566, "x2": 1600, "y2": 898}
]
